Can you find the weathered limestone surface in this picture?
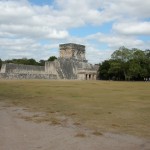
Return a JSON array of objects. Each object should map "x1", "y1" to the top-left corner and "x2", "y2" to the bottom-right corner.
[
  {"x1": 0, "y1": 73, "x2": 57, "y2": 80},
  {"x1": 45, "y1": 58, "x2": 97, "y2": 80},
  {"x1": 60, "y1": 43, "x2": 86, "y2": 61},
  {"x1": 1, "y1": 63, "x2": 45, "y2": 74},
  {"x1": 0, "y1": 63, "x2": 56, "y2": 80},
  {"x1": 46, "y1": 58, "x2": 78, "y2": 79}
]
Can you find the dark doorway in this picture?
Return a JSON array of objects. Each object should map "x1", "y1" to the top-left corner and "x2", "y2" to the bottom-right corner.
[
  {"x1": 86, "y1": 74, "x2": 88, "y2": 80},
  {"x1": 89, "y1": 74, "x2": 91, "y2": 80}
]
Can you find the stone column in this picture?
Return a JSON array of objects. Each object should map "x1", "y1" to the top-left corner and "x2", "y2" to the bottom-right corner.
[
  {"x1": 87, "y1": 74, "x2": 89, "y2": 80},
  {"x1": 92, "y1": 74, "x2": 94, "y2": 80},
  {"x1": 94, "y1": 74, "x2": 96, "y2": 80}
]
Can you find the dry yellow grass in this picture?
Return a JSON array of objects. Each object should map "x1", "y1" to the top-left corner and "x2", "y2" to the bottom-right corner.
[
  {"x1": 75, "y1": 132, "x2": 86, "y2": 138},
  {"x1": 0, "y1": 80, "x2": 150, "y2": 138},
  {"x1": 92, "y1": 130, "x2": 103, "y2": 136}
]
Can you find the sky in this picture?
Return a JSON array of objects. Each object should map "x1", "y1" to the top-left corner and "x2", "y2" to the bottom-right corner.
[{"x1": 0, "y1": 0, "x2": 150, "y2": 64}]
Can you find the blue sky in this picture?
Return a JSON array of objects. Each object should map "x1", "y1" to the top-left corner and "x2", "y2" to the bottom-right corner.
[
  {"x1": 0, "y1": 0, "x2": 150, "y2": 63},
  {"x1": 29, "y1": 0, "x2": 54, "y2": 6}
]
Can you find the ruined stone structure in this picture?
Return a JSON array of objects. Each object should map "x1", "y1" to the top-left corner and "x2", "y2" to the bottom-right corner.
[
  {"x1": 0, "y1": 43, "x2": 98, "y2": 80},
  {"x1": 0, "y1": 63, "x2": 57, "y2": 79}
]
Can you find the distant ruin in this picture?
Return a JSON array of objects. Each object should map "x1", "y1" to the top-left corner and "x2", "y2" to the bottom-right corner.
[{"x1": 0, "y1": 43, "x2": 98, "y2": 80}]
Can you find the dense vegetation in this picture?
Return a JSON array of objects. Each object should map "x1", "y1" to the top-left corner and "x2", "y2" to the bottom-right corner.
[
  {"x1": 0, "y1": 56, "x2": 57, "y2": 69},
  {"x1": 47, "y1": 56, "x2": 57, "y2": 62},
  {"x1": 99, "y1": 47, "x2": 150, "y2": 81},
  {"x1": 0, "y1": 59, "x2": 2, "y2": 69}
]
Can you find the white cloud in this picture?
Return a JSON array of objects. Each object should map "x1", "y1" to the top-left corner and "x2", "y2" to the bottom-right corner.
[
  {"x1": 86, "y1": 32, "x2": 149, "y2": 50},
  {"x1": 0, "y1": 0, "x2": 69, "y2": 39},
  {"x1": 54, "y1": 0, "x2": 120, "y2": 25},
  {"x1": 0, "y1": 0, "x2": 150, "y2": 63},
  {"x1": 86, "y1": 46, "x2": 113, "y2": 64},
  {"x1": 84, "y1": 31, "x2": 149, "y2": 63},
  {"x1": 0, "y1": 37, "x2": 59, "y2": 60},
  {"x1": 0, "y1": 0, "x2": 149, "y2": 39},
  {"x1": 54, "y1": 0, "x2": 150, "y2": 25},
  {"x1": 101, "y1": 0, "x2": 150, "y2": 19},
  {"x1": 99, "y1": 35, "x2": 144, "y2": 49},
  {"x1": 113, "y1": 22, "x2": 150, "y2": 35}
]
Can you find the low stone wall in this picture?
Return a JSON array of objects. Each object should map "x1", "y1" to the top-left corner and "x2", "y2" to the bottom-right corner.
[
  {"x1": 1, "y1": 63, "x2": 45, "y2": 74},
  {"x1": 0, "y1": 73, "x2": 57, "y2": 80}
]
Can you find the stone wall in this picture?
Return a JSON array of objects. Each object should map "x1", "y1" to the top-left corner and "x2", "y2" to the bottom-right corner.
[
  {"x1": 45, "y1": 58, "x2": 78, "y2": 79},
  {"x1": 1, "y1": 63, "x2": 45, "y2": 74},
  {"x1": 45, "y1": 60, "x2": 61, "y2": 79},
  {"x1": 0, "y1": 63, "x2": 57, "y2": 80},
  {"x1": 0, "y1": 63, "x2": 6, "y2": 73},
  {"x1": 0, "y1": 73, "x2": 57, "y2": 80}
]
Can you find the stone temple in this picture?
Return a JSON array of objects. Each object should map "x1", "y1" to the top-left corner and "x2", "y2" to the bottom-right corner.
[{"x1": 0, "y1": 43, "x2": 98, "y2": 80}]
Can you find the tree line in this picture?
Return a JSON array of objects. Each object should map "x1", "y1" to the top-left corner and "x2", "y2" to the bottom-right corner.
[
  {"x1": 0, "y1": 56, "x2": 57, "y2": 69},
  {"x1": 99, "y1": 47, "x2": 150, "y2": 81}
]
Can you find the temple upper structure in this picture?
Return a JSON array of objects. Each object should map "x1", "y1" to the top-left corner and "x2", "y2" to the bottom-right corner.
[{"x1": 59, "y1": 43, "x2": 86, "y2": 61}]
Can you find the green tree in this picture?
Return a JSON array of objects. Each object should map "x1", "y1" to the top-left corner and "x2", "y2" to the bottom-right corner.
[
  {"x1": 111, "y1": 46, "x2": 131, "y2": 80},
  {"x1": 128, "y1": 60, "x2": 142, "y2": 80},
  {"x1": 48, "y1": 56, "x2": 57, "y2": 61},
  {"x1": 108, "y1": 60, "x2": 124, "y2": 80},
  {"x1": 27, "y1": 58, "x2": 37, "y2": 65},
  {"x1": 145, "y1": 49, "x2": 150, "y2": 58},
  {"x1": 131, "y1": 49, "x2": 149, "y2": 79},
  {"x1": 4, "y1": 58, "x2": 39, "y2": 66},
  {"x1": 132, "y1": 48, "x2": 146, "y2": 62},
  {"x1": 111, "y1": 46, "x2": 132, "y2": 62},
  {"x1": 145, "y1": 50, "x2": 150, "y2": 76},
  {"x1": 99, "y1": 60, "x2": 110, "y2": 80},
  {"x1": 39, "y1": 60, "x2": 45, "y2": 66},
  {"x1": 99, "y1": 46, "x2": 150, "y2": 81},
  {"x1": 0, "y1": 59, "x2": 2, "y2": 69}
]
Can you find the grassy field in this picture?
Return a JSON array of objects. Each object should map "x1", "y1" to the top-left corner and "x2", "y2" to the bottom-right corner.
[{"x1": 0, "y1": 80, "x2": 150, "y2": 138}]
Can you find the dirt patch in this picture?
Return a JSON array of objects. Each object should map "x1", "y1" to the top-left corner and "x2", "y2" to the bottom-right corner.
[{"x1": 0, "y1": 102, "x2": 150, "y2": 150}]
